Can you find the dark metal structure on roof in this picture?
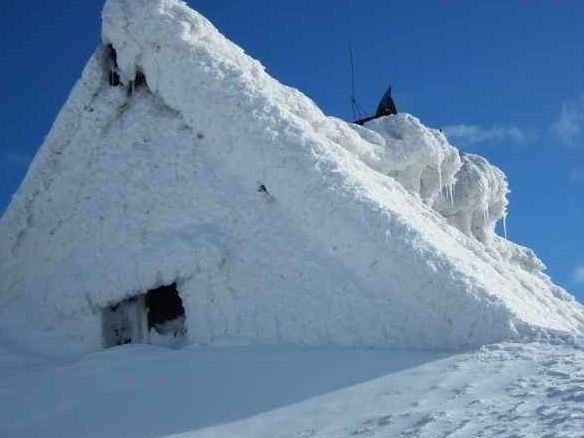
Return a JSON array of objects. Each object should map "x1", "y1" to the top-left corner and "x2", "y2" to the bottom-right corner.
[{"x1": 354, "y1": 86, "x2": 398, "y2": 125}]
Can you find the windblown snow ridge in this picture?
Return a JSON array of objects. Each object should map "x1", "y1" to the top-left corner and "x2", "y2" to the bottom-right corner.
[{"x1": 0, "y1": 0, "x2": 583, "y2": 354}]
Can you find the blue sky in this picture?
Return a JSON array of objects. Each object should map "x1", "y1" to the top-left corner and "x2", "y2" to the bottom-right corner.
[{"x1": 1, "y1": 1, "x2": 583, "y2": 300}]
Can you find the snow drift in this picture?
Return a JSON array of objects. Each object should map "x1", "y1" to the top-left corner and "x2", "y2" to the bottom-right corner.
[{"x1": 0, "y1": 0, "x2": 583, "y2": 354}]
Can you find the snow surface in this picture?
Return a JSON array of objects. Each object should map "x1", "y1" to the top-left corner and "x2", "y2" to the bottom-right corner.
[
  {"x1": 186, "y1": 342, "x2": 584, "y2": 438},
  {"x1": 1, "y1": 0, "x2": 584, "y2": 356},
  {"x1": 2, "y1": 1, "x2": 584, "y2": 436},
  {"x1": 1, "y1": 342, "x2": 583, "y2": 437}
]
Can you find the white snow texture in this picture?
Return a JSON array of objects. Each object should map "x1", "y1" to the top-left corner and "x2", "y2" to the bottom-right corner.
[
  {"x1": 0, "y1": 0, "x2": 583, "y2": 354},
  {"x1": 2, "y1": 342, "x2": 584, "y2": 438}
]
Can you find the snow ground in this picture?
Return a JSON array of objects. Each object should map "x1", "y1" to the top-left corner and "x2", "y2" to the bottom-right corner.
[{"x1": 1, "y1": 342, "x2": 583, "y2": 437}]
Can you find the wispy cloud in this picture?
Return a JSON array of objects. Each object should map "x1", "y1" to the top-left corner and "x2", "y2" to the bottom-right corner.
[
  {"x1": 552, "y1": 95, "x2": 584, "y2": 147},
  {"x1": 569, "y1": 168, "x2": 584, "y2": 183},
  {"x1": 444, "y1": 124, "x2": 525, "y2": 147},
  {"x1": 573, "y1": 266, "x2": 584, "y2": 284}
]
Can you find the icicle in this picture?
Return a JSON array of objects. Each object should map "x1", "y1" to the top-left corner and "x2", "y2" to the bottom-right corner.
[
  {"x1": 502, "y1": 212, "x2": 508, "y2": 240},
  {"x1": 446, "y1": 183, "x2": 454, "y2": 208},
  {"x1": 439, "y1": 182, "x2": 455, "y2": 208},
  {"x1": 437, "y1": 157, "x2": 443, "y2": 192}
]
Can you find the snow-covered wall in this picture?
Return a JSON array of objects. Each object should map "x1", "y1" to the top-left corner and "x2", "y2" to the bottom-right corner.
[{"x1": 1, "y1": 0, "x2": 583, "y2": 354}]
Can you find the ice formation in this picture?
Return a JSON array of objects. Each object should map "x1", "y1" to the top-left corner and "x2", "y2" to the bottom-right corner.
[
  {"x1": 433, "y1": 154, "x2": 509, "y2": 243},
  {"x1": 0, "y1": 0, "x2": 583, "y2": 355},
  {"x1": 353, "y1": 114, "x2": 461, "y2": 206}
]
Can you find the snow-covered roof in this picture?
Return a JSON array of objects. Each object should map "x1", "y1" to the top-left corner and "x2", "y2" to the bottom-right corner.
[{"x1": 0, "y1": 0, "x2": 583, "y2": 354}]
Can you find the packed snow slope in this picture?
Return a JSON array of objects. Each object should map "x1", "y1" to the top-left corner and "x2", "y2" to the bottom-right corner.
[
  {"x1": 1, "y1": 0, "x2": 583, "y2": 353},
  {"x1": 1, "y1": 342, "x2": 583, "y2": 437}
]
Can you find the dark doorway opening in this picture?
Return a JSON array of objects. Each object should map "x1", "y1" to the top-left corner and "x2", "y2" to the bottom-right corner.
[
  {"x1": 102, "y1": 282, "x2": 187, "y2": 349},
  {"x1": 145, "y1": 283, "x2": 186, "y2": 338}
]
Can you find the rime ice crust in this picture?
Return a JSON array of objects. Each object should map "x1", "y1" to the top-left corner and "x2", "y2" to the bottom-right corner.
[
  {"x1": 356, "y1": 114, "x2": 462, "y2": 207},
  {"x1": 0, "y1": 0, "x2": 583, "y2": 354}
]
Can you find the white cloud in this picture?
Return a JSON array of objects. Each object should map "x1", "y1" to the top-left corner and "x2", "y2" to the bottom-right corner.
[
  {"x1": 574, "y1": 266, "x2": 584, "y2": 284},
  {"x1": 553, "y1": 95, "x2": 584, "y2": 147},
  {"x1": 444, "y1": 124, "x2": 525, "y2": 147},
  {"x1": 569, "y1": 168, "x2": 584, "y2": 183}
]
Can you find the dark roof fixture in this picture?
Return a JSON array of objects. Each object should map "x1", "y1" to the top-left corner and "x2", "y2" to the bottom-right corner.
[{"x1": 354, "y1": 86, "x2": 398, "y2": 126}]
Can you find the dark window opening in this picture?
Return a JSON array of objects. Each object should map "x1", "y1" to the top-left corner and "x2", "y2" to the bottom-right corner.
[
  {"x1": 105, "y1": 44, "x2": 148, "y2": 95},
  {"x1": 145, "y1": 283, "x2": 186, "y2": 337},
  {"x1": 102, "y1": 283, "x2": 186, "y2": 348},
  {"x1": 105, "y1": 44, "x2": 121, "y2": 87},
  {"x1": 128, "y1": 71, "x2": 147, "y2": 96},
  {"x1": 134, "y1": 71, "x2": 147, "y2": 88}
]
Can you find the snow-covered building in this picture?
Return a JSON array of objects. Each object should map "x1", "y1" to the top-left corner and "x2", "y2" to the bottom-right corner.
[{"x1": 1, "y1": 0, "x2": 583, "y2": 354}]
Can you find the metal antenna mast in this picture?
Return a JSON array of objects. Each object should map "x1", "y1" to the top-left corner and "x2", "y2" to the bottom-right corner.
[
  {"x1": 349, "y1": 41, "x2": 358, "y2": 120},
  {"x1": 349, "y1": 41, "x2": 367, "y2": 121}
]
